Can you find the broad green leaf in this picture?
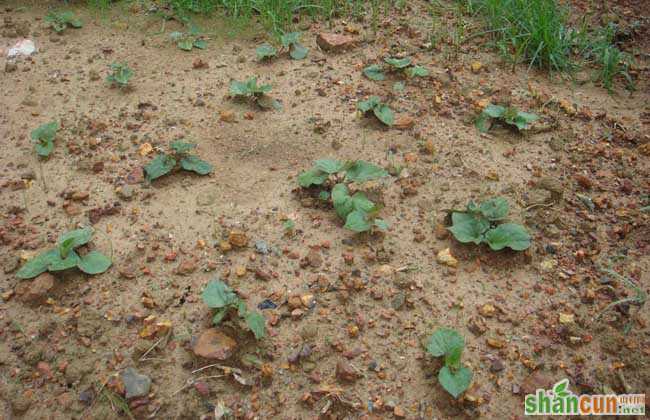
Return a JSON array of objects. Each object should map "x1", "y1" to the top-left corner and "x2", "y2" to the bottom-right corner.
[
  {"x1": 318, "y1": 190, "x2": 330, "y2": 201},
  {"x1": 314, "y1": 159, "x2": 344, "y2": 174},
  {"x1": 145, "y1": 154, "x2": 176, "y2": 181},
  {"x1": 34, "y1": 138, "x2": 54, "y2": 157},
  {"x1": 351, "y1": 192, "x2": 376, "y2": 213},
  {"x1": 48, "y1": 250, "x2": 80, "y2": 272},
  {"x1": 77, "y1": 251, "x2": 112, "y2": 275},
  {"x1": 280, "y1": 32, "x2": 300, "y2": 48},
  {"x1": 426, "y1": 328, "x2": 465, "y2": 359},
  {"x1": 513, "y1": 111, "x2": 539, "y2": 130},
  {"x1": 16, "y1": 249, "x2": 60, "y2": 279},
  {"x1": 484, "y1": 223, "x2": 531, "y2": 251},
  {"x1": 245, "y1": 311, "x2": 266, "y2": 339},
  {"x1": 373, "y1": 104, "x2": 394, "y2": 126},
  {"x1": 256, "y1": 94, "x2": 282, "y2": 110},
  {"x1": 363, "y1": 64, "x2": 385, "y2": 81},
  {"x1": 202, "y1": 280, "x2": 238, "y2": 308},
  {"x1": 448, "y1": 212, "x2": 490, "y2": 244},
  {"x1": 68, "y1": 18, "x2": 83, "y2": 28},
  {"x1": 169, "y1": 31, "x2": 184, "y2": 41},
  {"x1": 344, "y1": 210, "x2": 372, "y2": 232},
  {"x1": 479, "y1": 197, "x2": 509, "y2": 221},
  {"x1": 188, "y1": 24, "x2": 202, "y2": 36},
  {"x1": 345, "y1": 161, "x2": 388, "y2": 183},
  {"x1": 374, "y1": 219, "x2": 389, "y2": 230},
  {"x1": 193, "y1": 39, "x2": 207, "y2": 49},
  {"x1": 438, "y1": 366, "x2": 472, "y2": 398},
  {"x1": 298, "y1": 168, "x2": 328, "y2": 187},
  {"x1": 180, "y1": 156, "x2": 213, "y2": 175},
  {"x1": 405, "y1": 65, "x2": 429, "y2": 77},
  {"x1": 357, "y1": 96, "x2": 381, "y2": 113},
  {"x1": 170, "y1": 141, "x2": 196, "y2": 154},
  {"x1": 384, "y1": 57, "x2": 412, "y2": 69},
  {"x1": 177, "y1": 39, "x2": 193, "y2": 51},
  {"x1": 290, "y1": 43, "x2": 308, "y2": 60},
  {"x1": 57, "y1": 227, "x2": 93, "y2": 257},
  {"x1": 483, "y1": 104, "x2": 506, "y2": 118},
  {"x1": 31, "y1": 121, "x2": 59, "y2": 143},
  {"x1": 475, "y1": 114, "x2": 491, "y2": 133},
  {"x1": 230, "y1": 80, "x2": 250, "y2": 96},
  {"x1": 237, "y1": 300, "x2": 248, "y2": 317},
  {"x1": 212, "y1": 307, "x2": 229, "y2": 325},
  {"x1": 332, "y1": 183, "x2": 353, "y2": 219},
  {"x1": 256, "y1": 43, "x2": 277, "y2": 60}
]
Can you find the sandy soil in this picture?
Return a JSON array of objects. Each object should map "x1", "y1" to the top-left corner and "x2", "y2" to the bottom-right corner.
[{"x1": 0, "y1": 1, "x2": 648, "y2": 419}]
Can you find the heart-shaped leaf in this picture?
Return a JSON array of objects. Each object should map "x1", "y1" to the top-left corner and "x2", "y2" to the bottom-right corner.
[
  {"x1": 332, "y1": 183, "x2": 354, "y2": 218},
  {"x1": 344, "y1": 210, "x2": 372, "y2": 232},
  {"x1": 202, "y1": 279, "x2": 239, "y2": 308},
  {"x1": 438, "y1": 366, "x2": 472, "y2": 398},
  {"x1": 256, "y1": 43, "x2": 277, "y2": 60},
  {"x1": 180, "y1": 156, "x2": 213, "y2": 175},
  {"x1": 193, "y1": 39, "x2": 207, "y2": 49},
  {"x1": 447, "y1": 212, "x2": 490, "y2": 244},
  {"x1": 384, "y1": 57, "x2": 412, "y2": 69},
  {"x1": 15, "y1": 249, "x2": 60, "y2": 279},
  {"x1": 426, "y1": 328, "x2": 465, "y2": 358},
  {"x1": 479, "y1": 197, "x2": 509, "y2": 221},
  {"x1": 77, "y1": 250, "x2": 112, "y2": 275},
  {"x1": 483, "y1": 104, "x2": 506, "y2": 118},
  {"x1": 57, "y1": 227, "x2": 93, "y2": 257},
  {"x1": 314, "y1": 159, "x2": 344, "y2": 174},
  {"x1": 363, "y1": 64, "x2": 386, "y2": 81},
  {"x1": 484, "y1": 223, "x2": 531, "y2": 251},
  {"x1": 357, "y1": 96, "x2": 381, "y2": 113},
  {"x1": 298, "y1": 168, "x2": 328, "y2": 187},
  {"x1": 345, "y1": 161, "x2": 388, "y2": 183},
  {"x1": 373, "y1": 104, "x2": 395, "y2": 126},
  {"x1": 405, "y1": 65, "x2": 429, "y2": 77},
  {"x1": 290, "y1": 43, "x2": 308, "y2": 60},
  {"x1": 145, "y1": 154, "x2": 176, "y2": 181},
  {"x1": 245, "y1": 311, "x2": 266, "y2": 339}
]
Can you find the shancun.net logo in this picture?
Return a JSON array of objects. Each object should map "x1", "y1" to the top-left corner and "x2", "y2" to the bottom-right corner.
[{"x1": 524, "y1": 379, "x2": 645, "y2": 416}]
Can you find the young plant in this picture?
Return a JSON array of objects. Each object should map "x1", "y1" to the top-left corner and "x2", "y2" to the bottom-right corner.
[
  {"x1": 229, "y1": 77, "x2": 281, "y2": 110},
  {"x1": 363, "y1": 57, "x2": 429, "y2": 81},
  {"x1": 16, "y1": 227, "x2": 112, "y2": 279},
  {"x1": 201, "y1": 279, "x2": 266, "y2": 339},
  {"x1": 45, "y1": 10, "x2": 83, "y2": 33},
  {"x1": 426, "y1": 328, "x2": 473, "y2": 398},
  {"x1": 144, "y1": 140, "x2": 213, "y2": 182},
  {"x1": 31, "y1": 121, "x2": 59, "y2": 158},
  {"x1": 298, "y1": 159, "x2": 389, "y2": 233},
  {"x1": 357, "y1": 96, "x2": 394, "y2": 126},
  {"x1": 106, "y1": 62, "x2": 133, "y2": 89},
  {"x1": 448, "y1": 197, "x2": 531, "y2": 251},
  {"x1": 170, "y1": 25, "x2": 207, "y2": 51},
  {"x1": 280, "y1": 32, "x2": 308, "y2": 60},
  {"x1": 256, "y1": 43, "x2": 278, "y2": 60},
  {"x1": 475, "y1": 104, "x2": 538, "y2": 133}
]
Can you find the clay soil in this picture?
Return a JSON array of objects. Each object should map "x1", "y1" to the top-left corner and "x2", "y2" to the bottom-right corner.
[{"x1": 0, "y1": 1, "x2": 648, "y2": 419}]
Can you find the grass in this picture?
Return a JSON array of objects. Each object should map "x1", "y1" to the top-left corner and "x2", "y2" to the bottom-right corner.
[{"x1": 456, "y1": 0, "x2": 635, "y2": 91}]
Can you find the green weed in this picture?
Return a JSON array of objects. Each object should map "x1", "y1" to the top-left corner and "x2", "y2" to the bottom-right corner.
[
  {"x1": 357, "y1": 96, "x2": 394, "y2": 126},
  {"x1": 202, "y1": 279, "x2": 266, "y2": 339},
  {"x1": 426, "y1": 328, "x2": 473, "y2": 398},
  {"x1": 448, "y1": 197, "x2": 531, "y2": 251},
  {"x1": 229, "y1": 77, "x2": 282, "y2": 110},
  {"x1": 475, "y1": 104, "x2": 538, "y2": 132},
  {"x1": 106, "y1": 62, "x2": 133, "y2": 89},
  {"x1": 298, "y1": 159, "x2": 390, "y2": 233},
  {"x1": 45, "y1": 10, "x2": 83, "y2": 33},
  {"x1": 31, "y1": 121, "x2": 59, "y2": 158},
  {"x1": 144, "y1": 140, "x2": 213, "y2": 181},
  {"x1": 16, "y1": 227, "x2": 112, "y2": 279}
]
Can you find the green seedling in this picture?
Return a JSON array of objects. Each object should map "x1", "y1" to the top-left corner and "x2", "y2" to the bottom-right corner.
[
  {"x1": 363, "y1": 57, "x2": 429, "y2": 81},
  {"x1": 298, "y1": 159, "x2": 389, "y2": 233},
  {"x1": 31, "y1": 121, "x2": 59, "y2": 158},
  {"x1": 357, "y1": 96, "x2": 394, "y2": 126},
  {"x1": 229, "y1": 77, "x2": 281, "y2": 110},
  {"x1": 475, "y1": 104, "x2": 538, "y2": 133},
  {"x1": 426, "y1": 328, "x2": 473, "y2": 398},
  {"x1": 448, "y1": 197, "x2": 531, "y2": 251},
  {"x1": 106, "y1": 62, "x2": 133, "y2": 89},
  {"x1": 170, "y1": 24, "x2": 206, "y2": 51},
  {"x1": 280, "y1": 32, "x2": 308, "y2": 60},
  {"x1": 144, "y1": 140, "x2": 213, "y2": 182},
  {"x1": 595, "y1": 267, "x2": 646, "y2": 321},
  {"x1": 201, "y1": 279, "x2": 266, "y2": 339},
  {"x1": 16, "y1": 227, "x2": 112, "y2": 279},
  {"x1": 256, "y1": 43, "x2": 278, "y2": 60},
  {"x1": 45, "y1": 10, "x2": 83, "y2": 33}
]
